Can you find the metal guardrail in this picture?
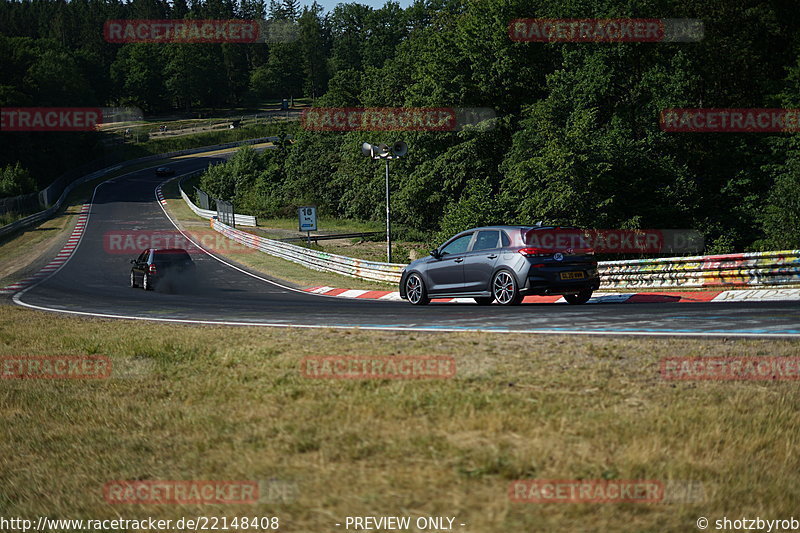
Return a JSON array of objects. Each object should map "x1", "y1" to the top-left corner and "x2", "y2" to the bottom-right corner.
[
  {"x1": 211, "y1": 219, "x2": 405, "y2": 283},
  {"x1": 0, "y1": 165, "x2": 118, "y2": 240},
  {"x1": 598, "y1": 250, "x2": 800, "y2": 289},
  {"x1": 0, "y1": 137, "x2": 277, "y2": 240},
  {"x1": 0, "y1": 192, "x2": 40, "y2": 215},
  {"x1": 280, "y1": 231, "x2": 383, "y2": 243},
  {"x1": 177, "y1": 172, "x2": 257, "y2": 227},
  {"x1": 207, "y1": 214, "x2": 800, "y2": 289}
]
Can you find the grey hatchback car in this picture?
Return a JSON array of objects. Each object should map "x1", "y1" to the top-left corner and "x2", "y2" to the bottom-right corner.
[{"x1": 399, "y1": 226, "x2": 600, "y2": 305}]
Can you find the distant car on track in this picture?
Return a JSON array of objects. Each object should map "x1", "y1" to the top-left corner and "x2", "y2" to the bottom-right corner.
[
  {"x1": 399, "y1": 226, "x2": 600, "y2": 305},
  {"x1": 155, "y1": 166, "x2": 175, "y2": 177},
  {"x1": 130, "y1": 248, "x2": 196, "y2": 291}
]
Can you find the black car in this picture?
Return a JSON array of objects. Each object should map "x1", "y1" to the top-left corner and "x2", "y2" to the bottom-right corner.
[
  {"x1": 155, "y1": 166, "x2": 175, "y2": 177},
  {"x1": 130, "y1": 248, "x2": 196, "y2": 291},
  {"x1": 399, "y1": 226, "x2": 600, "y2": 305}
]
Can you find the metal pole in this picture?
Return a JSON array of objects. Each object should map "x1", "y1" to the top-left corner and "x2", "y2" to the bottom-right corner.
[{"x1": 385, "y1": 158, "x2": 392, "y2": 263}]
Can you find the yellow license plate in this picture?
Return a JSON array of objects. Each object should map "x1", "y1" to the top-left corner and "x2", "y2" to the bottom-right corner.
[{"x1": 560, "y1": 271, "x2": 585, "y2": 280}]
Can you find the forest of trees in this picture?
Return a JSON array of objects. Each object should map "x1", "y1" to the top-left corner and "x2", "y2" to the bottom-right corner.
[{"x1": 2, "y1": 0, "x2": 800, "y2": 251}]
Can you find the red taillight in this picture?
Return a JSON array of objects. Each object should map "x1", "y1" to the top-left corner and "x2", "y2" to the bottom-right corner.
[
  {"x1": 148, "y1": 264, "x2": 157, "y2": 274},
  {"x1": 519, "y1": 247, "x2": 550, "y2": 257},
  {"x1": 530, "y1": 263, "x2": 545, "y2": 268}
]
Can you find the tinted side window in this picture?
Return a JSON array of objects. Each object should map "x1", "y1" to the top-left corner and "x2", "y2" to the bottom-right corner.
[
  {"x1": 501, "y1": 231, "x2": 511, "y2": 248},
  {"x1": 440, "y1": 234, "x2": 472, "y2": 255},
  {"x1": 472, "y1": 230, "x2": 500, "y2": 251},
  {"x1": 137, "y1": 250, "x2": 149, "y2": 262}
]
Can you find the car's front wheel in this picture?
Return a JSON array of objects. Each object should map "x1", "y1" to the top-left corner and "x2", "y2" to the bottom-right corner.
[
  {"x1": 130, "y1": 270, "x2": 137, "y2": 288},
  {"x1": 405, "y1": 273, "x2": 430, "y2": 305},
  {"x1": 564, "y1": 289, "x2": 592, "y2": 305},
  {"x1": 143, "y1": 273, "x2": 152, "y2": 291},
  {"x1": 492, "y1": 270, "x2": 522, "y2": 305}
]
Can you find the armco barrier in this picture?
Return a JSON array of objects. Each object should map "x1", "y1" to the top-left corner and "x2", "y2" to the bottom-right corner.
[
  {"x1": 0, "y1": 137, "x2": 276, "y2": 240},
  {"x1": 211, "y1": 219, "x2": 405, "y2": 283},
  {"x1": 599, "y1": 250, "x2": 800, "y2": 289},
  {"x1": 177, "y1": 172, "x2": 257, "y2": 227},
  {"x1": 0, "y1": 164, "x2": 120, "y2": 240},
  {"x1": 205, "y1": 212, "x2": 800, "y2": 289}
]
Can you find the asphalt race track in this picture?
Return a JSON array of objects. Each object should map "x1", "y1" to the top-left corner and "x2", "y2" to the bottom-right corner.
[{"x1": 12, "y1": 156, "x2": 800, "y2": 338}]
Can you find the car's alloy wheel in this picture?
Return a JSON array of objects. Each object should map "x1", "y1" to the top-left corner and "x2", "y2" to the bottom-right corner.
[
  {"x1": 493, "y1": 270, "x2": 521, "y2": 305},
  {"x1": 143, "y1": 273, "x2": 151, "y2": 291},
  {"x1": 405, "y1": 273, "x2": 430, "y2": 305},
  {"x1": 565, "y1": 289, "x2": 593, "y2": 305},
  {"x1": 130, "y1": 270, "x2": 137, "y2": 288}
]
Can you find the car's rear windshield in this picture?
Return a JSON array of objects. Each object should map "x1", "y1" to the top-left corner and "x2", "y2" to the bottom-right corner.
[
  {"x1": 524, "y1": 226, "x2": 580, "y2": 243},
  {"x1": 153, "y1": 250, "x2": 192, "y2": 263}
]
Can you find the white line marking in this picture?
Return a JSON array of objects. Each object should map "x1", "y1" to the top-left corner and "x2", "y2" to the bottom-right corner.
[{"x1": 9, "y1": 300, "x2": 800, "y2": 337}]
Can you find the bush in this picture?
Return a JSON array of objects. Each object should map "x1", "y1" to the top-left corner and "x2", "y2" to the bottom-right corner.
[{"x1": 0, "y1": 163, "x2": 36, "y2": 197}]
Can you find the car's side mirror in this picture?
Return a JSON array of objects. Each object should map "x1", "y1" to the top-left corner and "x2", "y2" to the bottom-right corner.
[
  {"x1": 130, "y1": 259, "x2": 136, "y2": 264},
  {"x1": 430, "y1": 249, "x2": 441, "y2": 259}
]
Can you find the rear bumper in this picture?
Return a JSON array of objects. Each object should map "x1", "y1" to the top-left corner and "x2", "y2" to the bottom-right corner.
[{"x1": 523, "y1": 273, "x2": 600, "y2": 296}]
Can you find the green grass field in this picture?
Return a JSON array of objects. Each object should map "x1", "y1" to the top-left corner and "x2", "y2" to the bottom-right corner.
[{"x1": 0, "y1": 305, "x2": 798, "y2": 532}]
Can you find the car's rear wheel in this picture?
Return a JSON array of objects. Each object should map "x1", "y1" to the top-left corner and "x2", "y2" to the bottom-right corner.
[
  {"x1": 143, "y1": 273, "x2": 152, "y2": 291},
  {"x1": 565, "y1": 289, "x2": 592, "y2": 305},
  {"x1": 493, "y1": 270, "x2": 522, "y2": 305},
  {"x1": 130, "y1": 270, "x2": 137, "y2": 288},
  {"x1": 474, "y1": 297, "x2": 493, "y2": 305},
  {"x1": 405, "y1": 273, "x2": 430, "y2": 305}
]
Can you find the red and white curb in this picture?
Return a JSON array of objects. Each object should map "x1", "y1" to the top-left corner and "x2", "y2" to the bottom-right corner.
[
  {"x1": 0, "y1": 204, "x2": 90, "y2": 295},
  {"x1": 156, "y1": 185, "x2": 168, "y2": 205},
  {"x1": 304, "y1": 286, "x2": 800, "y2": 304}
]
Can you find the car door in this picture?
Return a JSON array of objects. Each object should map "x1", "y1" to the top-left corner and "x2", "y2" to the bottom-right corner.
[
  {"x1": 463, "y1": 230, "x2": 502, "y2": 292},
  {"x1": 424, "y1": 233, "x2": 474, "y2": 294},
  {"x1": 133, "y1": 250, "x2": 149, "y2": 282}
]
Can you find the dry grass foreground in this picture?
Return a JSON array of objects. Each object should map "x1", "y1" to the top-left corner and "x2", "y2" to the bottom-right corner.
[{"x1": 1, "y1": 305, "x2": 799, "y2": 532}]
